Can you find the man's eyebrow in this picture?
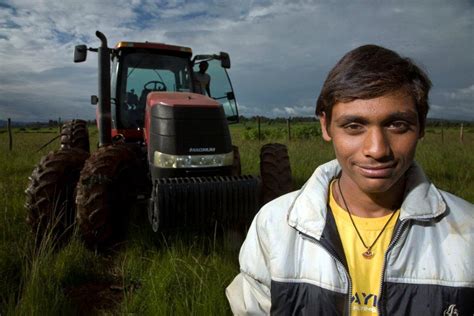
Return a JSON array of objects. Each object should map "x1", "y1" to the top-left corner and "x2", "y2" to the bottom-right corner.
[
  {"x1": 334, "y1": 111, "x2": 419, "y2": 125},
  {"x1": 334, "y1": 115, "x2": 368, "y2": 124},
  {"x1": 384, "y1": 111, "x2": 419, "y2": 122}
]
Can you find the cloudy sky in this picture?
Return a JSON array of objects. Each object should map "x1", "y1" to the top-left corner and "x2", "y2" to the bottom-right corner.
[{"x1": 0, "y1": 0, "x2": 473, "y2": 122}]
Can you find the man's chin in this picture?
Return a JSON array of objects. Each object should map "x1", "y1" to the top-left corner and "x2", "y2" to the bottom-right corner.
[{"x1": 355, "y1": 177, "x2": 399, "y2": 194}]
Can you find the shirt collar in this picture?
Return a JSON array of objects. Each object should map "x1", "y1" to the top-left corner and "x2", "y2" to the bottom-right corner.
[{"x1": 287, "y1": 159, "x2": 446, "y2": 240}]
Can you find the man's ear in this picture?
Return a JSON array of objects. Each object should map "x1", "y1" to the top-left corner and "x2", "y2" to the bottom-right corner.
[
  {"x1": 418, "y1": 126, "x2": 425, "y2": 139},
  {"x1": 319, "y1": 112, "x2": 332, "y2": 142}
]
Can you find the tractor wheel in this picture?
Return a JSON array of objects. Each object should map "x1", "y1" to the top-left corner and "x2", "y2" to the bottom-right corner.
[
  {"x1": 75, "y1": 144, "x2": 141, "y2": 249},
  {"x1": 60, "y1": 119, "x2": 90, "y2": 153},
  {"x1": 260, "y1": 143, "x2": 293, "y2": 205},
  {"x1": 231, "y1": 145, "x2": 241, "y2": 176},
  {"x1": 25, "y1": 148, "x2": 89, "y2": 244}
]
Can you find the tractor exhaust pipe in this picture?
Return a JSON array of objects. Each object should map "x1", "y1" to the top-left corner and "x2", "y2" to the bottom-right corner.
[{"x1": 96, "y1": 31, "x2": 112, "y2": 146}]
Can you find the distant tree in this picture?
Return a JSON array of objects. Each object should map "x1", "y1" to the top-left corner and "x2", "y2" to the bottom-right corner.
[{"x1": 48, "y1": 120, "x2": 59, "y2": 127}]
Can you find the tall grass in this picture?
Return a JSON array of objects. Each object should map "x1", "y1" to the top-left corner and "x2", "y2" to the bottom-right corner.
[
  {"x1": 0, "y1": 123, "x2": 472, "y2": 314},
  {"x1": 0, "y1": 129, "x2": 102, "y2": 314},
  {"x1": 416, "y1": 134, "x2": 473, "y2": 201},
  {"x1": 119, "y1": 237, "x2": 237, "y2": 315}
]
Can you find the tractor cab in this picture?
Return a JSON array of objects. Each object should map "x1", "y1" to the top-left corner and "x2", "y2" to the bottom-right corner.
[
  {"x1": 112, "y1": 42, "x2": 194, "y2": 132},
  {"x1": 75, "y1": 39, "x2": 238, "y2": 143}
]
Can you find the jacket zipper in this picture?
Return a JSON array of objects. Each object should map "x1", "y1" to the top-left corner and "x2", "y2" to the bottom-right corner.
[
  {"x1": 299, "y1": 232, "x2": 353, "y2": 316},
  {"x1": 377, "y1": 219, "x2": 410, "y2": 315}
]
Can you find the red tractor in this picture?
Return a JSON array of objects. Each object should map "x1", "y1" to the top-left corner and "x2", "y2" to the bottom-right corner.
[{"x1": 25, "y1": 31, "x2": 292, "y2": 249}]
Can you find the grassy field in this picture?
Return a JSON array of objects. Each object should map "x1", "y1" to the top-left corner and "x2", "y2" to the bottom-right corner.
[{"x1": 0, "y1": 121, "x2": 472, "y2": 315}]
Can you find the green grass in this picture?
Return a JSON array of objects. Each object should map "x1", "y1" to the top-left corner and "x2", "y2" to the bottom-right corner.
[
  {"x1": 119, "y1": 238, "x2": 237, "y2": 315},
  {"x1": 0, "y1": 121, "x2": 472, "y2": 314}
]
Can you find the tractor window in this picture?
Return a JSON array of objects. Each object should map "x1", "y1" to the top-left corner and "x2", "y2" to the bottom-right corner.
[
  {"x1": 117, "y1": 52, "x2": 192, "y2": 129},
  {"x1": 193, "y1": 60, "x2": 238, "y2": 123}
]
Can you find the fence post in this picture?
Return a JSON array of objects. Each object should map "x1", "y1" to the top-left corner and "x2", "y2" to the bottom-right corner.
[
  {"x1": 7, "y1": 118, "x2": 12, "y2": 151},
  {"x1": 460, "y1": 123, "x2": 464, "y2": 143},
  {"x1": 441, "y1": 125, "x2": 444, "y2": 144},
  {"x1": 287, "y1": 118, "x2": 291, "y2": 141},
  {"x1": 257, "y1": 116, "x2": 261, "y2": 141}
]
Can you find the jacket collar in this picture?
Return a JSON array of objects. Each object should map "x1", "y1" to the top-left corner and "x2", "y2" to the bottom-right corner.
[{"x1": 287, "y1": 159, "x2": 447, "y2": 240}]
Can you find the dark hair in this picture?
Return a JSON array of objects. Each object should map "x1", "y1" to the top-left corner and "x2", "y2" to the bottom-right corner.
[{"x1": 316, "y1": 45, "x2": 432, "y2": 130}]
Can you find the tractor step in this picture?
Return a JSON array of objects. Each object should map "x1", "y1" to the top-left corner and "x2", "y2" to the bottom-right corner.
[{"x1": 148, "y1": 175, "x2": 261, "y2": 231}]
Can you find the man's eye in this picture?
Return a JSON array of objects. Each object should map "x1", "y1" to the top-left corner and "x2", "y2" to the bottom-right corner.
[
  {"x1": 388, "y1": 121, "x2": 409, "y2": 131},
  {"x1": 343, "y1": 124, "x2": 363, "y2": 133}
]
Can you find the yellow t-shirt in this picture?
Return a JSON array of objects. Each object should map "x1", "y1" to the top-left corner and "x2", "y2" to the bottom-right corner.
[{"x1": 329, "y1": 182, "x2": 399, "y2": 315}]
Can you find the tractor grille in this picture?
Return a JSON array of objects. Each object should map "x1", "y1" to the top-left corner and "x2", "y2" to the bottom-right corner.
[{"x1": 149, "y1": 175, "x2": 261, "y2": 230}]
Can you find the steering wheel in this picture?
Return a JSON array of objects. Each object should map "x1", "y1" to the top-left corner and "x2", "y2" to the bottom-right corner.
[{"x1": 144, "y1": 80, "x2": 167, "y2": 91}]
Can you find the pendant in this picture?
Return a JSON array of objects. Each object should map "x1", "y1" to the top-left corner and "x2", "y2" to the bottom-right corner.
[{"x1": 362, "y1": 249, "x2": 374, "y2": 259}]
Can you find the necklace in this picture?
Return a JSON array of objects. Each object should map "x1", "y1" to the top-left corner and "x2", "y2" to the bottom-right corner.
[{"x1": 336, "y1": 179, "x2": 397, "y2": 259}]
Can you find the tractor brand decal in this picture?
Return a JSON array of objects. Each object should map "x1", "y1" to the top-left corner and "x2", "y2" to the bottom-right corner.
[{"x1": 189, "y1": 147, "x2": 216, "y2": 153}]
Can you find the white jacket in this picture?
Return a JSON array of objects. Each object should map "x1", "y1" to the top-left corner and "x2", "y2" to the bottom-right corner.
[{"x1": 226, "y1": 160, "x2": 474, "y2": 315}]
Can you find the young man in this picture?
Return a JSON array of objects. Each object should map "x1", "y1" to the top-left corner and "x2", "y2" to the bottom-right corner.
[
  {"x1": 193, "y1": 61, "x2": 212, "y2": 97},
  {"x1": 226, "y1": 45, "x2": 474, "y2": 315}
]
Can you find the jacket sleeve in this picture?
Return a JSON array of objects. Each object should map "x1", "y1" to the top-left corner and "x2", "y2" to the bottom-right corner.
[{"x1": 226, "y1": 210, "x2": 272, "y2": 315}]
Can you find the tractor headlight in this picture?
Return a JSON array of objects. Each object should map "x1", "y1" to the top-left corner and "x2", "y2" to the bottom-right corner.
[{"x1": 154, "y1": 151, "x2": 234, "y2": 168}]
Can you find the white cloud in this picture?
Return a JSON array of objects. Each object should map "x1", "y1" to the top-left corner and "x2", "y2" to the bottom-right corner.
[
  {"x1": 272, "y1": 107, "x2": 286, "y2": 116},
  {"x1": 444, "y1": 84, "x2": 474, "y2": 100},
  {"x1": 269, "y1": 105, "x2": 314, "y2": 118}
]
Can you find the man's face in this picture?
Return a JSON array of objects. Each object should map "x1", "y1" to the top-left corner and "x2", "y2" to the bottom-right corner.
[
  {"x1": 320, "y1": 90, "x2": 423, "y2": 195},
  {"x1": 199, "y1": 62, "x2": 208, "y2": 72}
]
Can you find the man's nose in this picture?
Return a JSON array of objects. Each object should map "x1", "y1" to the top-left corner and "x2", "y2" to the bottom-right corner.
[{"x1": 362, "y1": 127, "x2": 392, "y2": 159}]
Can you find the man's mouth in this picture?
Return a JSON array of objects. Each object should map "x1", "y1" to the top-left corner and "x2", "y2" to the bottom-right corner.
[{"x1": 356, "y1": 163, "x2": 396, "y2": 178}]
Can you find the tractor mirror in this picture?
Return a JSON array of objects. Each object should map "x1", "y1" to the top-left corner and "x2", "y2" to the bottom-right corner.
[
  {"x1": 220, "y1": 52, "x2": 230, "y2": 69},
  {"x1": 91, "y1": 95, "x2": 98, "y2": 105},
  {"x1": 74, "y1": 45, "x2": 88, "y2": 63},
  {"x1": 226, "y1": 91, "x2": 235, "y2": 100},
  {"x1": 192, "y1": 52, "x2": 230, "y2": 68}
]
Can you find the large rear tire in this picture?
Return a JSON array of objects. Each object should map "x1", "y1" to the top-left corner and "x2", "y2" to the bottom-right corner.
[
  {"x1": 60, "y1": 119, "x2": 90, "y2": 153},
  {"x1": 260, "y1": 143, "x2": 293, "y2": 205},
  {"x1": 25, "y1": 148, "x2": 89, "y2": 244},
  {"x1": 75, "y1": 145, "x2": 142, "y2": 249}
]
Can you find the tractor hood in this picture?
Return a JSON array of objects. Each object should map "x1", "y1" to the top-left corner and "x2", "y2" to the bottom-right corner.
[
  {"x1": 147, "y1": 92, "x2": 220, "y2": 110},
  {"x1": 145, "y1": 92, "x2": 224, "y2": 137}
]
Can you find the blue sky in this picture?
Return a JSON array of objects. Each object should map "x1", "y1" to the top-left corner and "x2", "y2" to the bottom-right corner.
[{"x1": 0, "y1": 0, "x2": 473, "y2": 122}]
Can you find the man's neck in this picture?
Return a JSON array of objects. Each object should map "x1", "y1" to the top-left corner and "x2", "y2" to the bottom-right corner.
[{"x1": 333, "y1": 175, "x2": 406, "y2": 218}]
